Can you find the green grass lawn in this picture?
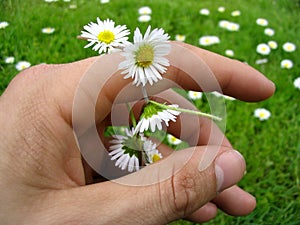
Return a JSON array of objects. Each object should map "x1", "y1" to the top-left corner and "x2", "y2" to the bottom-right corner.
[{"x1": 1, "y1": 0, "x2": 299, "y2": 224}]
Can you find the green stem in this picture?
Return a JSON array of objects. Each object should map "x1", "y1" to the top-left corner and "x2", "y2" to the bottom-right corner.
[
  {"x1": 126, "y1": 103, "x2": 137, "y2": 127},
  {"x1": 149, "y1": 100, "x2": 222, "y2": 121}
]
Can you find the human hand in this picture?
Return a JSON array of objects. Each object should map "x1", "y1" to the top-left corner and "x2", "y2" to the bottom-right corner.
[{"x1": 0, "y1": 42, "x2": 275, "y2": 224}]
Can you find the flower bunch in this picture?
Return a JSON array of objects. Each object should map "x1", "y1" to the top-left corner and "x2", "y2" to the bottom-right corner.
[{"x1": 80, "y1": 18, "x2": 221, "y2": 172}]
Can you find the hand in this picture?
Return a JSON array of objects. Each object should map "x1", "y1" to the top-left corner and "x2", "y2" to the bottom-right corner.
[{"x1": 0, "y1": 42, "x2": 275, "y2": 224}]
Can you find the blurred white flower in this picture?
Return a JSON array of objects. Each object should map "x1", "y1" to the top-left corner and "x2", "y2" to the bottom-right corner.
[
  {"x1": 138, "y1": 6, "x2": 152, "y2": 15},
  {"x1": 175, "y1": 34, "x2": 186, "y2": 42},
  {"x1": 188, "y1": 90, "x2": 203, "y2": 100},
  {"x1": 167, "y1": 134, "x2": 182, "y2": 145},
  {"x1": 264, "y1": 28, "x2": 275, "y2": 36},
  {"x1": 4, "y1": 56, "x2": 15, "y2": 64},
  {"x1": 63, "y1": 0, "x2": 71, "y2": 2},
  {"x1": 69, "y1": 4, "x2": 77, "y2": 9},
  {"x1": 293, "y1": 77, "x2": 300, "y2": 90},
  {"x1": 41, "y1": 27, "x2": 55, "y2": 34},
  {"x1": 280, "y1": 59, "x2": 293, "y2": 69},
  {"x1": 0, "y1": 21, "x2": 9, "y2": 29},
  {"x1": 138, "y1": 15, "x2": 151, "y2": 22},
  {"x1": 225, "y1": 49, "x2": 234, "y2": 57},
  {"x1": 268, "y1": 40, "x2": 278, "y2": 49},
  {"x1": 256, "y1": 18, "x2": 268, "y2": 26},
  {"x1": 255, "y1": 58, "x2": 268, "y2": 65},
  {"x1": 16, "y1": 61, "x2": 31, "y2": 71},
  {"x1": 143, "y1": 139, "x2": 163, "y2": 164},
  {"x1": 254, "y1": 108, "x2": 271, "y2": 121},
  {"x1": 199, "y1": 8, "x2": 210, "y2": 15},
  {"x1": 231, "y1": 10, "x2": 241, "y2": 17},
  {"x1": 282, "y1": 42, "x2": 296, "y2": 52},
  {"x1": 199, "y1": 35, "x2": 220, "y2": 46},
  {"x1": 218, "y1": 6, "x2": 225, "y2": 12},
  {"x1": 256, "y1": 43, "x2": 271, "y2": 55},
  {"x1": 100, "y1": 0, "x2": 109, "y2": 3},
  {"x1": 219, "y1": 20, "x2": 230, "y2": 29},
  {"x1": 218, "y1": 20, "x2": 239, "y2": 31}
]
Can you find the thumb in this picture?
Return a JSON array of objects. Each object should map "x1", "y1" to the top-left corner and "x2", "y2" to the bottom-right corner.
[{"x1": 44, "y1": 147, "x2": 245, "y2": 225}]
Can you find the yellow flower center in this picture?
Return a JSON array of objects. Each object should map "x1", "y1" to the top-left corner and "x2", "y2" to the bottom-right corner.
[
  {"x1": 152, "y1": 153, "x2": 161, "y2": 163},
  {"x1": 98, "y1": 30, "x2": 115, "y2": 44},
  {"x1": 259, "y1": 112, "x2": 266, "y2": 118},
  {"x1": 135, "y1": 44, "x2": 154, "y2": 68}
]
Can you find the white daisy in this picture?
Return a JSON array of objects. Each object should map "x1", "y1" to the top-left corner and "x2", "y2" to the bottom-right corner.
[
  {"x1": 219, "y1": 20, "x2": 230, "y2": 29},
  {"x1": 167, "y1": 134, "x2": 182, "y2": 145},
  {"x1": 218, "y1": 20, "x2": 239, "y2": 31},
  {"x1": 100, "y1": 0, "x2": 110, "y2": 4},
  {"x1": 143, "y1": 139, "x2": 163, "y2": 164},
  {"x1": 264, "y1": 28, "x2": 275, "y2": 36},
  {"x1": 81, "y1": 18, "x2": 130, "y2": 54},
  {"x1": 280, "y1": 59, "x2": 293, "y2": 69},
  {"x1": 256, "y1": 18, "x2": 268, "y2": 26},
  {"x1": 283, "y1": 42, "x2": 296, "y2": 52},
  {"x1": 138, "y1": 15, "x2": 151, "y2": 22},
  {"x1": 15, "y1": 61, "x2": 31, "y2": 71},
  {"x1": 108, "y1": 128, "x2": 142, "y2": 172},
  {"x1": 225, "y1": 49, "x2": 234, "y2": 57},
  {"x1": 218, "y1": 6, "x2": 225, "y2": 13},
  {"x1": 256, "y1": 43, "x2": 271, "y2": 55},
  {"x1": 4, "y1": 56, "x2": 15, "y2": 64},
  {"x1": 254, "y1": 108, "x2": 271, "y2": 121},
  {"x1": 268, "y1": 40, "x2": 278, "y2": 49},
  {"x1": 138, "y1": 6, "x2": 152, "y2": 15},
  {"x1": 188, "y1": 90, "x2": 203, "y2": 100},
  {"x1": 199, "y1": 35, "x2": 220, "y2": 46},
  {"x1": 69, "y1": 4, "x2": 77, "y2": 9},
  {"x1": 135, "y1": 102, "x2": 181, "y2": 133},
  {"x1": 231, "y1": 10, "x2": 241, "y2": 17},
  {"x1": 293, "y1": 77, "x2": 300, "y2": 90},
  {"x1": 119, "y1": 26, "x2": 171, "y2": 86},
  {"x1": 0, "y1": 21, "x2": 9, "y2": 29},
  {"x1": 41, "y1": 27, "x2": 55, "y2": 34},
  {"x1": 199, "y1": 8, "x2": 210, "y2": 15},
  {"x1": 175, "y1": 34, "x2": 186, "y2": 42}
]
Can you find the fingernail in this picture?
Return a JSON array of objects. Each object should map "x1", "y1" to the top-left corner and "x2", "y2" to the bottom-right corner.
[{"x1": 215, "y1": 150, "x2": 246, "y2": 192}]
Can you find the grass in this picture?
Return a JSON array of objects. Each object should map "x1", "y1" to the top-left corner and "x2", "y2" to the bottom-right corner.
[{"x1": 1, "y1": 0, "x2": 299, "y2": 224}]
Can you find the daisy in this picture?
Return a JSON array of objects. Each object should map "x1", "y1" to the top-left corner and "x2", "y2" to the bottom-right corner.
[
  {"x1": 41, "y1": 27, "x2": 55, "y2": 34},
  {"x1": 225, "y1": 49, "x2": 234, "y2": 57},
  {"x1": 119, "y1": 26, "x2": 171, "y2": 86},
  {"x1": 15, "y1": 61, "x2": 31, "y2": 71},
  {"x1": 134, "y1": 102, "x2": 181, "y2": 133},
  {"x1": 256, "y1": 43, "x2": 271, "y2": 55},
  {"x1": 199, "y1": 35, "x2": 220, "y2": 46},
  {"x1": 138, "y1": 15, "x2": 151, "y2": 22},
  {"x1": 268, "y1": 40, "x2": 278, "y2": 49},
  {"x1": 4, "y1": 56, "x2": 15, "y2": 64},
  {"x1": 256, "y1": 18, "x2": 268, "y2": 26},
  {"x1": 81, "y1": 18, "x2": 130, "y2": 54},
  {"x1": 254, "y1": 108, "x2": 271, "y2": 121},
  {"x1": 293, "y1": 77, "x2": 300, "y2": 90},
  {"x1": 280, "y1": 59, "x2": 293, "y2": 69},
  {"x1": 199, "y1": 8, "x2": 210, "y2": 15},
  {"x1": 100, "y1": 0, "x2": 110, "y2": 3},
  {"x1": 188, "y1": 90, "x2": 202, "y2": 100},
  {"x1": 217, "y1": 6, "x2": 225, "y2": 13},
  {"x1": 227, "y1": 22, "x2": 240, "y2": 31},
  {"x1": 264, "y1": 28, "x2": 275, "y2": 36},
  {"x1": 143, "y1": 139, "x2": 163, "y2": 164},
  {"x1": 219, "y1": 20, "x2": 230, "y2": 29},
  {"x1": 0, "y1": 21, "x2": 9, "y2": 29},
  {"x1": 69, "y1": 4, "x2": 77, "y2": 9},
  {"x1": 231, "y1": 10, "x2": 241, "y2": 17},
  {"x1": 283, "y1": 42, "x2": 296, "y2": 52},
  {"x1": 138, "y1": 6, "x2": 152, "y2": 15},
  {"x1": 175, "y1": 34, "x2": 186, "y2": 42},
  {"x1": 108, "y1": 128, "x2": 142, "y2": 172},
  {"x1": 167, "y1": 134, "x2": 182, "y2": 145}
]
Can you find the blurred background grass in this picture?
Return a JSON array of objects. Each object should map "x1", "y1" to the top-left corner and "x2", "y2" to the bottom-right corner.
[{"x1": 1, "y1": 0, "x2": 299, "y2": 224}]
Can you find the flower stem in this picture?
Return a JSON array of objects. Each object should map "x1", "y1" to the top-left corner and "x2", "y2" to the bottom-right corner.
[
  {"x1": 126, "y1": 103, "x2": 137, "y2": 127},
  {"x1": 149, "y1": 100, "x2": 222, "y2": 121},
  {"x1": 141, "y1": 86, "x2": 149, "y2": 102}
]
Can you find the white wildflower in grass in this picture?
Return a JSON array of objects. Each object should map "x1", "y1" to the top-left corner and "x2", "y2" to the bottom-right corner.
[
  {"x1": 4, "y1": 56, "x2": 15, "y2": 64},
  {"x1": 225, "y1": 49, "x2": 234, "y2": 57},
  {"x1": 268, "y1": 40, "x2": 278, "y2": 49},
  {"x1": 41, "y1": 27, "x2": 55, "y2": 34},
  {"x1": 199, "y1": 35, "x2": 220, "y2": 46},
  {"x1": 15, "y1": 61, "x2": 31, "y2": 71},
  {"x1": 100, "y1": 0, "x2": 110, "y2": 3},
  {"x1": 218, "y1": 20, "x2": 239, "y2": 31},
  {"x1": 280, "y1": 59, "x2": 293, "y2": 69},
  {"x1": 283, "y1": 42, "x2": 296, "y2": 52},
  {"x1": 108, "y1": 128, "x2": 141, "y2": 172},
  {"x1": 81, "y1": 18, "x2": 130, "y2": 54},
  {"x1": 175, "y1": 34, "x2": 186, "y2": 42},
  {"x1": 119, "y1": 26, "x2": 171, "y2": 86},
  {"x1": 218, "y1": 6, "x2": 225, "y2": 13},
  {"x1": 199, "y1": 8, "x2": 210, "y2": 15},
  {"x1": 264, "y1": 28, "x2": 275, "y2": 36},
  {"x1": 69, "y1": 4, "x2": 77, "y2": 9},
  {"x1": 167, "y1": 134, "x2": 182, "y2": 145},
  {"x1": 254, "y1": 108, "x2": 271, "y2": 121},
  {"x1": 143, "y1": 139, "x2": 163, "y2": 164},
  {"x1": 63, "y1": 0, "x2": 71, "y2": 2},
  {"x1": 231, "y1": 10, "x2": 241, "y2": 17},
  {"x1": 256, "y1": 43, "x2": 271, "y2": 55},
  {"x1": 138, "y1": 6, "x2": 152, "y2": 15},
  {"x1": 134, "y1": 102, "x2": 181, "y2": 133},
  {"x1": 188, "y1": 90, "x2": 203, "y2": 100},
  {"x1": 293, "y1": 77, "x2": 300, "y2": 90},
  {"x1": 219, "y1": 20, "x2": 230, "y2": 29},
  {"x1": 138, "y1": 15, "x2": 151, "y2": 22},
  {"x1": 256, "y1": 18, "x2": 268, "y2": 26},
  {"x1": 0, "y1": 21, "x2": 9, "y2": 29},
  {"x1": 255, "y1": 58, "x2": 268, "y2": 65}
]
